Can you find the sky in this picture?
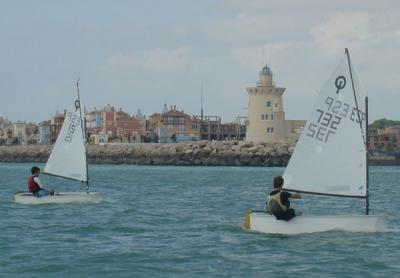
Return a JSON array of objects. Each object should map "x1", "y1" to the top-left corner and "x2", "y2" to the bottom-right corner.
[{"x1": 0, "y1": 0, "x2": 399, "y2": 123}]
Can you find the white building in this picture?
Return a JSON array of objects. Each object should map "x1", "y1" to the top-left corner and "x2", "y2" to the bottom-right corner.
[
  {"x1": 245, "y1": 65, "x2": 305, "y2": 144},
  {"x1": 13, "y1": 121, "x2": 26, "y2": 144},
  {"x1": 90, "y1": 132, "x2": 109, "y2": 145}
]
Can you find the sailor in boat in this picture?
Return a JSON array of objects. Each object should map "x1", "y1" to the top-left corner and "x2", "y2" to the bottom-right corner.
[
  {"x1": 266, "y1": 176, "x2": 301, "y2": 221},
  {"x1": 27, "y1": 166, "x2": 55, "y2": 197}
]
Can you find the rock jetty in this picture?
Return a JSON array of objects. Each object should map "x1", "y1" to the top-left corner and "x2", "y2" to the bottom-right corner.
[{"x1": 0, "y1": 141, "x2": 294, "y2": 166}]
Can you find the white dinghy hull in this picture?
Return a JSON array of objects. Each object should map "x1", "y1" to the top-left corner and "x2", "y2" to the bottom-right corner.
[
  {"x1": 244, "y1": 211, "x2": 385, "y2": 235},
  {"x1": 14, "y1": 192, "x2": 101, "y2": 205}
]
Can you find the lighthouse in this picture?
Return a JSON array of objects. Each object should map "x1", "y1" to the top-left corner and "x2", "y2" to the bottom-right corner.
[{"x1": 245, "y1": 65, "x2": 287, "y2": 143}]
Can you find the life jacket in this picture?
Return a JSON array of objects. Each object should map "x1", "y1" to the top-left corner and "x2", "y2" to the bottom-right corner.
[
  {"x1": 27, "y1": 174, "x2": 41, "y2": 193},
  {"x1": 266, "y1": 190, "x2": 288, "y2": 215}
]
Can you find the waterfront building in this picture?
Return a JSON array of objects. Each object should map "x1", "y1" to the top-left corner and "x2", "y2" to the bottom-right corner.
[
  {"x1": 147, "y1": 113, "x2": 161, "y2": 132},
  {"x1": 0, "y1": 116, "x2": 12, "y2": 130},
  {"x1": 135, "y1": 109, "x2": 146, "y2": 135},
  {"x1": 0, "y1": 116, "x2": 13, "y2": 143},
  {"x1": 196, "y1": 115, "x2": 221, "y2": 141},
  {"x1": 245, "y1": 65, "x2": 305, "y2": 143},
  {"x1": 85, "y1": 108, "x2": 102, "y2": 129},
  {"x1": 394, "y1": 126, "x2": 400, "y2": 152},
  {"x1": 85, "y1": 108, "x2": 103, "y2": 139},
  {"x1": 235, "y1": 116, "x2": 248, "y2": 140},
  {"x1": 13, "y1": 121, "x2": 26, "y2": 144},
  {"x1": 25, "y1": 123, "x2": 39, "y2": 144},
  {"x1": 101, "y1": 105, "x2": 142, "y2": 141},
  {"x1": 195, "y1": 116, "x2": 247, "y2": 141},
  {"x1": 50, "y1": 110, "x2": 65, "y2": 143},
  {"x1": 90, "y1": 132, "x2": 109, "y2": 145},
  {"x1": 221, "y1": 122, "x2": 247, "y2": 140},
  {"x1": 145, "y1": 113, "x2": 162, "y2": 142},
  {"x1": 157, "y1": 105, "x2": 199, "y2": 143},
  {"x1": 39, "y1": 120, "x2": 51, "y2": 145},
  {"x1": 368, "y1": 125, "x2": 400, "y2": 154}
]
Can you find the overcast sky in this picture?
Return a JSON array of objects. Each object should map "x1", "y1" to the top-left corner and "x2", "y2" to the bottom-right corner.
[{"x1": 0, "y1": 0, "x2": 399, "y2": 123}]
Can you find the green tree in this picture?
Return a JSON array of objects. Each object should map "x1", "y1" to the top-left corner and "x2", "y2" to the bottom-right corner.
[{"x1": 370, "y1": 118, "x2": 400, "y2": 129}]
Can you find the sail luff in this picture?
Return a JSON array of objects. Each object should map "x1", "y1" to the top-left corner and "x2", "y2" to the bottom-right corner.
[{"x1": 345, "y1": 48, "x2": 366, "y2": 144}]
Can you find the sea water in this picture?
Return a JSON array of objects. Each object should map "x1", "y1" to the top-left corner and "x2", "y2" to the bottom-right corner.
[{"x1": 1, "y1": 163, "x2": 399, "y2": 277}]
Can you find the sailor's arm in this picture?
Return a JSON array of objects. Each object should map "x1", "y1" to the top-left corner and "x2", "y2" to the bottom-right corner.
[
  {"x1": 290, "y1": 192, "x2": 301, "y2": 199},
  {"x1": 34, "y1": 177, "x2": 44, "y2": 189}
]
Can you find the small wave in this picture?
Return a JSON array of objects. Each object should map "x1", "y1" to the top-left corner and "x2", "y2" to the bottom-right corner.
[{"x1": 378, "y1": 227, "x2": 400, "y2": 233}]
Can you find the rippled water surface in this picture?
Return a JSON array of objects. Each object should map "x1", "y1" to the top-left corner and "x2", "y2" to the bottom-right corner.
[{"x1": 1, "y1": 163, "x2": 399, "y2": 277}]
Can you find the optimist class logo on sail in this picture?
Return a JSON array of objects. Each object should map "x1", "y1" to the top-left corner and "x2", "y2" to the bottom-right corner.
[
  {"x1": 64, "y1": 101, "x2": 82, "y2": 143},
  {"x1": 64, "y1": 113, "x2": 81, "y2": 143},
  {"x1": 306, "y1": 75, "x2": 365, "y2": 143}
]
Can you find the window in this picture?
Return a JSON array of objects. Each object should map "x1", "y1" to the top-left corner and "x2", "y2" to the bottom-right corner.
[
  {"x1": 271, "y1": 114, "x2": 274, "y2": 120},
  {"x1": 266, "y1": 101, "x2": 271, "y2": 107},
  {"x1": 265, "y1": 114, "x2": 269, "y2": 120},
  {"x1": 168, "y1": 117, "x2": 174, "y2": 123},
  {"x1": 179, "y1": 125, "x2": 185, "y2": 133},
  {"x1": 266, "y1": 127, "x2": 274, "y2": 134},
  {"x1": 179, "y1": 117, "x2": 185, "y2": 124},
  {"x1": 261, "y1": 114, "x2": 264, "y2": 120},
  {"x1": 168, "y1": 125, "x2": 173, "y2": 130},
  {"x1": 275, "y1": 103, "x2": 278, "y2": 107}
]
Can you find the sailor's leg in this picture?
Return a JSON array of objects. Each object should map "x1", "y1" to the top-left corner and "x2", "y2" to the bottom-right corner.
[
  {"x1": 35, "y1": 189, "x2": 50, "y2": 197},
  {"x1": 283, "y1": 209, "x2": 296, "y2": 221}
]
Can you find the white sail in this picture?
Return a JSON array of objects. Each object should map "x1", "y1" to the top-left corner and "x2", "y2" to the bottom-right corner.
[
  {"x1": 283, "y1": 56, "x2": 367, "y2": 197},
  {"x1": 44, "y1": 102, "x2": 87, "y2": 182}
]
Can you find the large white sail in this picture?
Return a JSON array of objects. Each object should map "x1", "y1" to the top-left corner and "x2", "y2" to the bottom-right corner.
[
  {"x1": 283, "y1": 55, "x2": 367, "y2": 197},
  {"x1": 44, "y1": 102, "x2": 87, "y2": 182}
]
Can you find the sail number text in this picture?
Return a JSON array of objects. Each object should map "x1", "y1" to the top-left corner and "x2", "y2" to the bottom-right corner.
[
  {"x1": 64, "y1": 112, "x2": 81, "y2": 143},
  {"x1": 306, "y1": 96, "x2": 365, "y2": 143}
]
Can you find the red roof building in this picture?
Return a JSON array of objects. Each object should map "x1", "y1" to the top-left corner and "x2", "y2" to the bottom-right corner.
[{"x1": 101, "y1": 108, "x2": 142, "y2": 138}]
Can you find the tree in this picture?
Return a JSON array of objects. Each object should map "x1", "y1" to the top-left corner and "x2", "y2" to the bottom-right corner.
[{"x1": 370, "y1": 118, "x2": 400, "y2": 129}]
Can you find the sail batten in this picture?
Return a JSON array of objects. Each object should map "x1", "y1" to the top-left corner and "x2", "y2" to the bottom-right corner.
[
  {"x1": 283, "y1": 56, "x2": 367, "y2": 197},
  {"x1": 44, "y1": 104, "x2": 87, "y2": 182}
]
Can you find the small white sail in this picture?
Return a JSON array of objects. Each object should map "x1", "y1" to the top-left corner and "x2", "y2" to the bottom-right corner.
[
  {"x1": 44, "y1": 102, "x2": 87, "y2": 182},
  {"x1": 283, "y1": 57, "x2": 367, "y2": 197}
]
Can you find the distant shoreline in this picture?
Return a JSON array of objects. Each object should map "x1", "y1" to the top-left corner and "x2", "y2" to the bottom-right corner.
[
  {"x1": 0, "y1": 142, "x2": 398, "y2": 166},
  {"x1": 369, "y1": 156, "x2": 400, "y2": 166}
]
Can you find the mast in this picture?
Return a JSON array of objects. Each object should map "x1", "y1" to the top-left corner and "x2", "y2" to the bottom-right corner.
[
  {"x1": 76, "y1": 79, "x2": 90, "y2": 194},
  {"x1": 201, "y1": 84, "x2": 203, "y2": 121},
  {"x1": 200, "y1": 84, "x2": 204, "y2": 140},
  {"x1": 345, "y1": 48, "x2": 369, "y2": 214},
  {"x1": 365, "y1": 96, "x2": 369, "y2": 215}
]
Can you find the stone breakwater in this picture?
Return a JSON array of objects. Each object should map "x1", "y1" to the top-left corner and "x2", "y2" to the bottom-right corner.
[{"x1": 0, "y1": 141, "x2": 294, "y2": 166}]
